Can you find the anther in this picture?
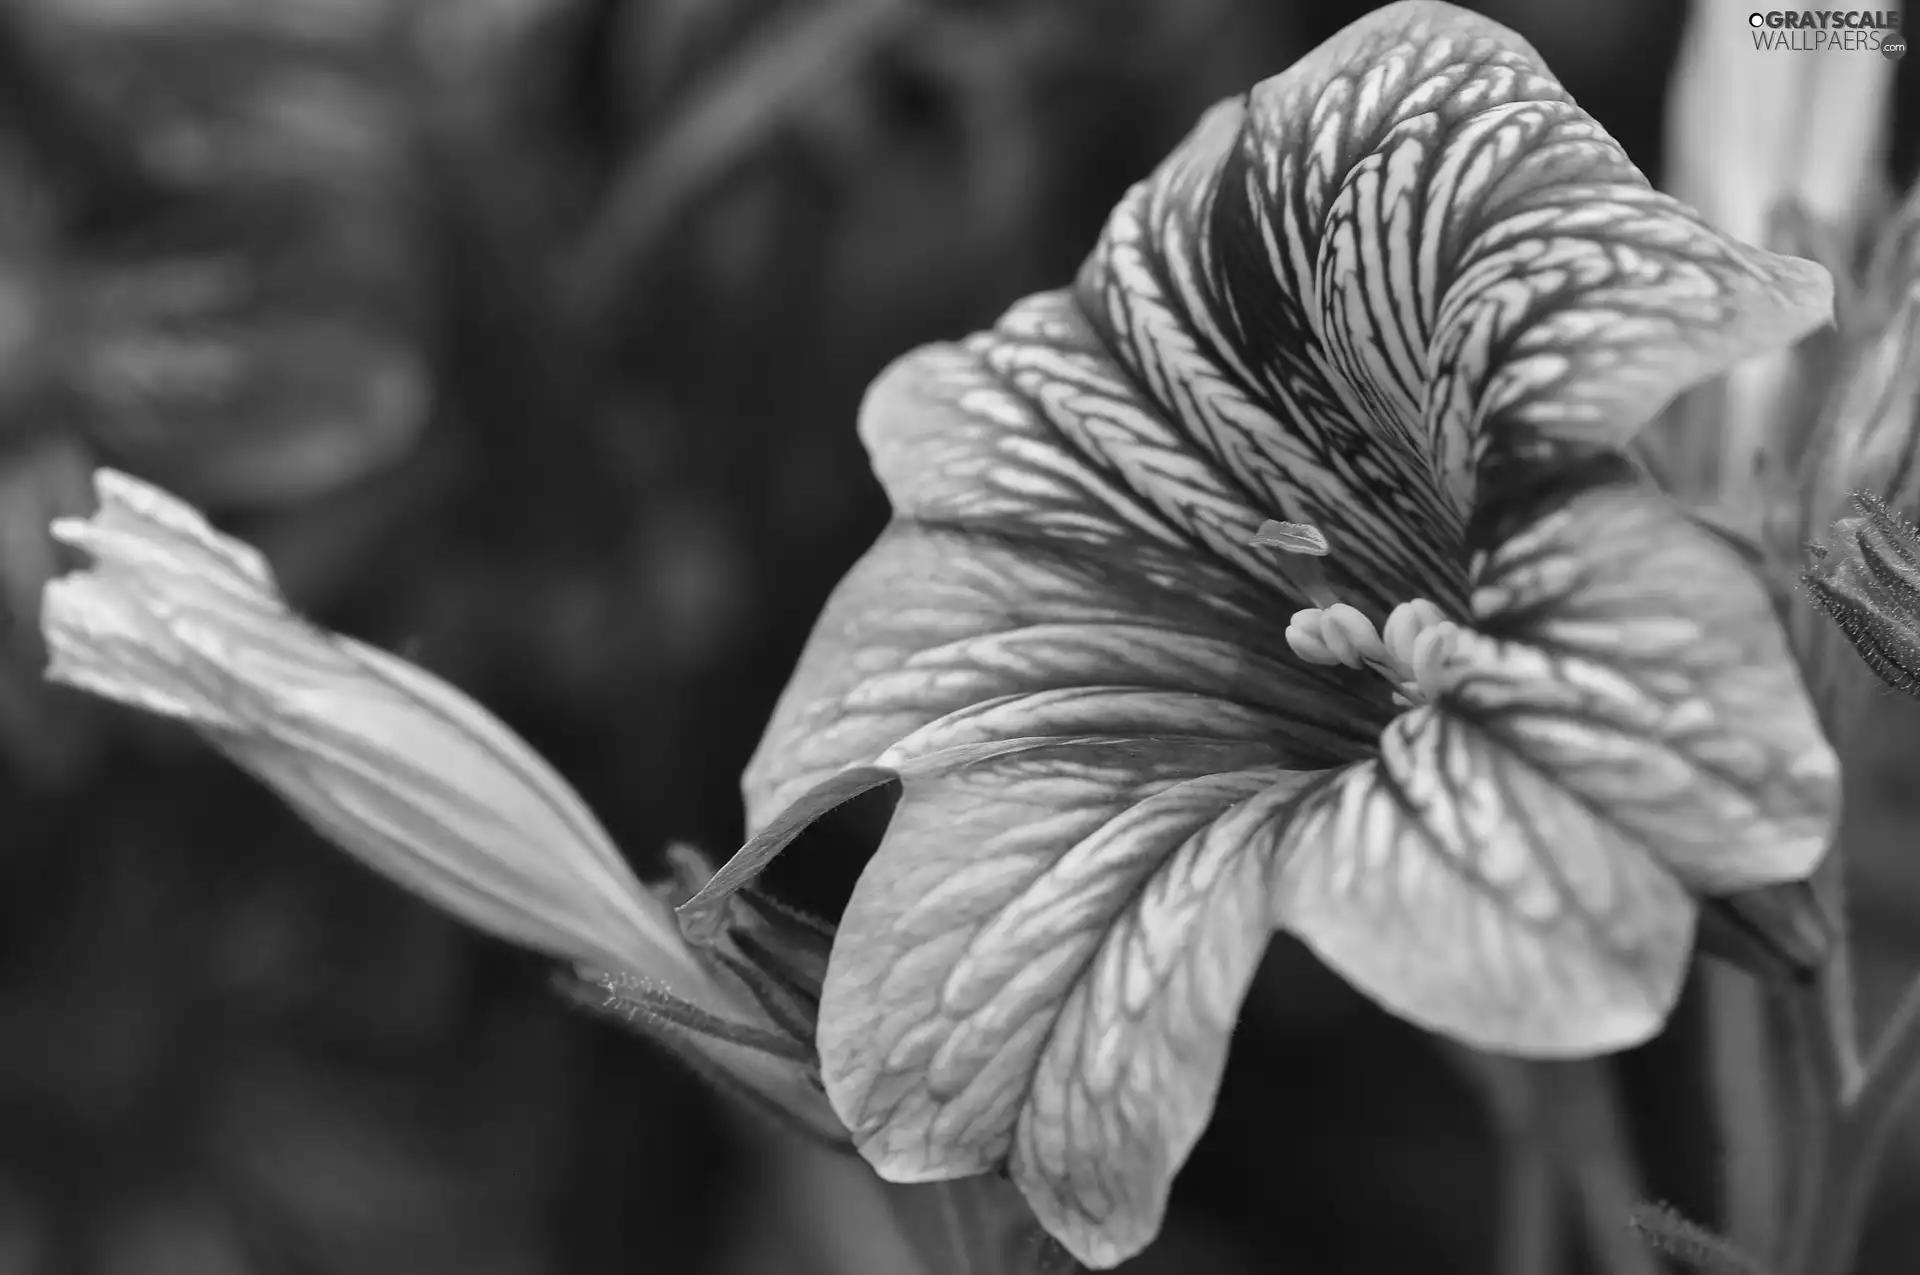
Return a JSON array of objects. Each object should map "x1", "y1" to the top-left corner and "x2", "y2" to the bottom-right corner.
[
  {"x1": 1286, "y1": 604, "x2": 1387, "y2": 670},
  {"x1": 1260, "y1": 519, "x2": 1463, "y2": 705},
  {"x1": 1406, "y1": 620, "x2": 1463, "y2": 700}
]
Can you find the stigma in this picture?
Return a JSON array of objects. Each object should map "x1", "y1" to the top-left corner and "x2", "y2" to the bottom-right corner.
[{"x1": 1251, "y1": 518, "x2": 1462, "y2": 706}]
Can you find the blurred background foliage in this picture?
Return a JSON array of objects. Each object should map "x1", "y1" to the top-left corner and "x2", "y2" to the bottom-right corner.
[{"x1": 3, "y1": 0, "x2": 1920, "y2": 1271}]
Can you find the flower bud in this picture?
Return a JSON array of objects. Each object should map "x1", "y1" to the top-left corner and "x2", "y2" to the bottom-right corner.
[
  {"x1": 1652, "y1": 0, "x2": 1890, "y2": 509},
  {"x1": 1805, "y1": 490, "x2": 1920, "y2": 697},
  {"x1": 40, "y1": 468, "x2": 842, "y2": 1138}
]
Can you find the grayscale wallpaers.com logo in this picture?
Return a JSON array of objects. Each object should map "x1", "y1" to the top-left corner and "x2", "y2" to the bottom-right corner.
[{"x1": 1748, "y1": 9, "x2": 1905, "y2": 57}]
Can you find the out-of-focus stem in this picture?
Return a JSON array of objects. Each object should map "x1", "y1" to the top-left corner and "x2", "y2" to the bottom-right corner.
[
  {"x1": 1777, "y1": 854, "x2": 1865, "y2": 1275},
  {"x1": 1449, "y1": 1051, "x2": 1661, "y2": 1275},
  {"x1": 1705, "y1": 966, "x2": 1788, "y2": 1261},
  {"x1": 0, "y1": 7, "x2": 166, "y2": 230},
  {"x1": 1453, "y1": 1048, "x2": 1564, "y2": 1275},
  {"x1": 1535, "y1": 1060, "x2": 1662, "y2": 1275},
  {"x1": 1496, "y1": 1129, "x2": 1561, "y2": 1275},
  {"x1": 1791, "y1": 970, "x2": 1920, "y2": 1275},
  {"x1": 560, "y1": 0, "x2": 921, "y2": 329}
]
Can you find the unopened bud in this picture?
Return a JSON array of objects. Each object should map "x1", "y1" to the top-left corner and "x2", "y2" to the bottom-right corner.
[
  {"x1": 40, "y1": 469, "x2": 844, "y2": 1140},
  {"x1": 1805, "y1": 490, "x2": 1920, "y2": 696}
]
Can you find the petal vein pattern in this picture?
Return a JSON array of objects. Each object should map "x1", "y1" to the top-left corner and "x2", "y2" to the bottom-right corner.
[
  {"x1": 742, "y1": 315, "x2": 1396, "y2": 825},
  {"x1": 819, "y1": 742, "x2": 1327, "y2": 1268},
  {"x1": 1075, "y1": 3, "x2": 1830, "y2": 611},
  {"x1": 1274, "y1": 481, "x2": 1837, "y2": 1054}
]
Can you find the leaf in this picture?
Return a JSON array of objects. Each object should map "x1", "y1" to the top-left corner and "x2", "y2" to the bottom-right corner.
[
  {"x1": 817, "y1": 737, "x2": 1325, "y2": 1268},
  {"x1": 563, "y1": 0, "x2": 921, "y2": 323}
]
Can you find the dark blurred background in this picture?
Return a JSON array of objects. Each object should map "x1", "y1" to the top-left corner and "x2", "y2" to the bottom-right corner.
[{"x1": 4, "y1": 0, "x2": 1920, "y2": 1271}]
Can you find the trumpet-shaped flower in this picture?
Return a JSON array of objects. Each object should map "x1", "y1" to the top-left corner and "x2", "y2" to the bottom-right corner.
[
  {"x1": 741, "y1": 2, "x2": 1842, "y2": 1265},
  {"x1": 41, "y1": 468, "x2": 841, "y2": 1140}
]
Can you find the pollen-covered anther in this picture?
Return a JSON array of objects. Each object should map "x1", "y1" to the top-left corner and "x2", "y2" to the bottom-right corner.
[
  {"x1": 1403, "y1": 614, "x2": 1466, "y2": 703},
  {"x1": 1288, "y1": 596, "x2": 1462, "y2": 705},
  {"x1": 1285, "y1": 603, "x2": 1387, "y2": 668}
]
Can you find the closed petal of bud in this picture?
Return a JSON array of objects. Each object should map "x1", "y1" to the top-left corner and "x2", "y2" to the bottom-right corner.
[
  {"x1": 42, "y1": 470, "x2": 704, "y2": 986},
  {"x1": 41, "y1": 469, "x2": 847, "y2": 1137}
]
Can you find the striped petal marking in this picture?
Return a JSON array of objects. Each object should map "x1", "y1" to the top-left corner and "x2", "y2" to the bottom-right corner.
[{"x1": 738, "y1": 1, "x2": 1845, "y2": 1268}]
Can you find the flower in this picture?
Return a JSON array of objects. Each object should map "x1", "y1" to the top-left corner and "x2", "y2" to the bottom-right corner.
[
  {"x1": 40, "y1": 467, "x2": 841, "y2": 1140},
  {"x1": 740, "y1": 2, "x2": 1842, "y2": 1265}
]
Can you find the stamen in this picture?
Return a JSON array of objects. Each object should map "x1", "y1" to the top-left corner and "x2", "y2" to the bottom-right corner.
[
  {"x1": 1286, "y1": 604, "x2": 1387, "y2": 669},
  {"x1": 1288, "y1": 597, "x2": 1462, "y2": 705},
  {"x1": 1381, "y1": 598, "x2": 1447, "y2": 664},
  {"x1": 1259, "y1": 519, "x2": 1463, "y2": 706},
  {"x1": 1406, "y1": 619, "x2": 1463, "y2": 701}
]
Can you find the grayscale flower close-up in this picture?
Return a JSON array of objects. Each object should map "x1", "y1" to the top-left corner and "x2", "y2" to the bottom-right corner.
[{"x1": 11, "y1": 1, "x2": 1920, "y2": 1274}]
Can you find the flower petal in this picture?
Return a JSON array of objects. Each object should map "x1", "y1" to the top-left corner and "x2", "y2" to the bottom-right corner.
[
  {"x1": 46, "y1": 470, "x2": 846, "y2": 1135},
  {"x1": 863, "y1": 288, "x2": 1343, "y2": 608},
  {"x1": 1075, "y1": 0, "x2": 1833, "y2": 607},
  {"x1": 1461, "y1": 475, "x2": 1838, "y2": 894},
  {"x1": 743, "y1": 322, "x2": 1399, "y2": 829},
  {"x1": 1276, "y1": 720, "x2": 1695, "y2": 1056},
  {"x1": 817, "y1": 739, "x2": 1326, "y2": 1269},
  {"x1": 43, "y1": 470, "x2": 701, "y2": 986},
  {"x1": 1274, "y1": 474, "x2": 1838, "y2": 1055}
]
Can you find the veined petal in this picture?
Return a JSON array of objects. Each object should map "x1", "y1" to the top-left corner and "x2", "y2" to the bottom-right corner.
[
  {"x1": 1275, "y1": 474, "x2": 1839, "y2": 1054},
  {"x1": 742, "y1": 518, "x2": 1385, "y2": 831},
  {"x1": 816, "y1": 739, "x2": 1326, "y2": 1269},
  {"x1": 1076, "y1": 0, "x2": 1832, "y2": 607},
  {"x1": 1462, "y1": 476, "x2": 1837, "y2": 893},
  {"x1": 1274, "y1": 713, "x2": 1695, "y2": 1056},
  {"x1": 865, "y1": 289, "x2": 1344, "y2": 609}
]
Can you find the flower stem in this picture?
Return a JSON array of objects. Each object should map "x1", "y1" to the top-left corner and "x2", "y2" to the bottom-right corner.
[
  {"x1": 1496, "y1": 1130, "x2": 1561, "y2": 1275},
  {"x1": 1535, "y1": 1060, "x2": 1663, "y2": 1275},
  {"x1": 1448, "y1": 1049, "x2": 1656, "y2": 1275},
  {"x1": 1791, "y1": 968, "x2": 1920, "y2": 1275},
  {"x1": 1705, "y1": 967, "x2": 1789, "y2": 1261}
]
